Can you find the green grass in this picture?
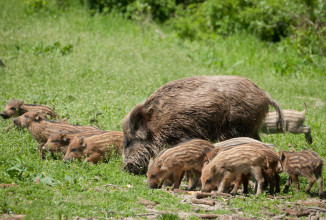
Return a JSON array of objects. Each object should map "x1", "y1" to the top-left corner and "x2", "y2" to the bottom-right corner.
[{"x1": 1, "y1": 0, "x2": 326, "y2": 218}]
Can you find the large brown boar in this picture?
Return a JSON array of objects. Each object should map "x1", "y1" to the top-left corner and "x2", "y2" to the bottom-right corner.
[
  {"x1": 201, "y1": 143, "x2": 279, "y2": 195},
  {"x1": 280, "y1": 149, "x2": 323, "y2": 199},
  {"x1": 42, "y1": 130, "x2": 106, "y2": 154},
  {"x1": 122, "y1": 75, "x2": 284, "y2": 174},
  {"x1": 262, "y1": 104, "x2": 312, "y2": 144},
  {"x1": 13, "y1": 111, "x2": 101, "y2": 155},
  {"x1": 147, "y1": 139, "x2": 215, "y2": 190},
  {"x1": 1, "y1": 99, "x2": 59, "y2": 119},
  {"x1": 63, "y1": 131, "x2": 124, "y2": 164}
]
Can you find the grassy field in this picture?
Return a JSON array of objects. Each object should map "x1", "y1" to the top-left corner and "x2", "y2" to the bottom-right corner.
[{"x1": 1, "y1": 0, "x2": 326, "y2": 219}]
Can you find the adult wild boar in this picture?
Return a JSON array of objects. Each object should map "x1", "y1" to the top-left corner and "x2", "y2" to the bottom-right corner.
[{"x1": 122, "y1": 75, "x2": 284, "y2": 174}]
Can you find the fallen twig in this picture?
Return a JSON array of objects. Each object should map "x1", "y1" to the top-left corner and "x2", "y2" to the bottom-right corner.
[
  {"x1": 102, "y1": 184, "x2": 124, "y2": 191},
  {"x1": 196, "y1": 214, "x2": 220, "y2": 219},
  {"x1": 267, "y1": 195, "x2": 293, "y2": 199},
  {"x1": 307, "y1": 206, "x2": 326, "y2": 213},
  {"x1": 191, "y1": 199, "x2": 215, "y2": 206},
  {"x1": 196, "y1": 192, "x2": 231, "y2": 199}
]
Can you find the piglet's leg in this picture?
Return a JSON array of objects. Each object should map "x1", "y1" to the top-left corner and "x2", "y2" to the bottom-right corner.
[
  {"x1": 304, "y1": 174, "x2": 315, "y2": 195},
  {"x1": 172, "y1": 169, "x2": 184, "y2": 190},
  {"x1": 291, "y1": 174, "x2": 300, "y2": 191},
  {"x1": 230, "y1": 174, "x2": 243, "y2": 195},
  {"x1": 283, "y1": 176, "x2": 292, "y2": 193},
  {"x1": 275, "y1": 173, "x2": 281, "y2": 193},
  {"x1": 251, "y1": 167, "x2": 264, "y2": 195}
]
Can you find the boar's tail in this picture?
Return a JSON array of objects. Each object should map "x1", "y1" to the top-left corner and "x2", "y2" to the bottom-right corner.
[
  {"x1": 303, "y1": 103, "x2": 307, "y2": 115},
  {"x1": 268, "y1": 97, "x2": 284, "y2": 133}
]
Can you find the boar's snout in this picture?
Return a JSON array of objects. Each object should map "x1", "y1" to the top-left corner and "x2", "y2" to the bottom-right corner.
[
  {"x1": 148, "y1": 182, "x2": 159, "y2": 189},
  {"x1": 13, "y1": 118, "x2": 21, "y2": 127},
  {"x1": 0, "y1": 112, "x2": 9, "y2": 119}
]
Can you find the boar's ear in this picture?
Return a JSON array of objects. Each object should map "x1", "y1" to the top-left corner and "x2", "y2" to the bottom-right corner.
[
  {"x1": 62, "y1": 132, "x2": 68, "y2": 142},
  {"x1": 279, "y1": 151, "x2": 286, "y2": 162},
  {"x1": 34, "y1": 112, "x2": 42, "y2": 121},
  {"x1": 80, "y1": 137, "x2": 86, "y2": 149},
  {"x1": 17, "y1": 100, "x2": 24, "y2": 107},
  {"x1": 129, "y1": 104, "x2": 150, "y2": 139},
  {"x1": 148, "y1": 158, "x2": 154, "y2": 168},
  {"x1": 211, "y1": 165, "x2": 217, "y2": 174}
]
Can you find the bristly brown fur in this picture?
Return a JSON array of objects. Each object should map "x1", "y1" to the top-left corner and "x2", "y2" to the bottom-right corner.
[
  {"x1": 280, "y1": 149, "x2": 323, "y2": 199},
  {"x1": 64, "y1": 131, "x2": 124, "y2": 164},
  {"x1": 42, "y1": 130, "x2": 106, "y2": 154},
  {"x1": 147, "y1": 139, "x2": 215, "y2": 190},
  {"x1": 13, "y1": 111, "x2": 102, "y2": 157},
  {"x1": 262, "y1": 103, "x2": 312, "y2": 144},
  {"x1": 201, "y1": 143, "x2": 281, "y2": 195},
  {"x1": 122, "y1": 75, "x2": 284, "y2": 174},
  {"x1": 1, "y1": 99, "x2": 60, "y2": 119}
]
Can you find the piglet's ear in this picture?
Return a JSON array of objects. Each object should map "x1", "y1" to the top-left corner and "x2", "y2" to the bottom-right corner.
[
  {"x1": 80, "y1": 137, "x2": 86, "y2": 149},
  {"x1": 34, "y1": 112, "x2": 42, "y2": 121},
  {"x1": 148, "y1": 158, "x2": 154, "y2": 168},
  {"x1": 62, "y1": 133, "x2": 68, "y2": 142},
  {"x1": 279, "y1": 151, "x2": 286, "y2": 162},
  {"x1": 211, "y1": 165, "x2": 217, "y2": 174},
  {"x1": 18, "y1": 100, "x2": 24, "y2": 107}
]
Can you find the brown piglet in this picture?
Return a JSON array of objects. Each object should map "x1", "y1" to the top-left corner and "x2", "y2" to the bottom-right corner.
[
  {"x1": 147, "y1": 139, "x2": 215, "y2": 190},
  {"x1": 280, "y1": 149, "x2": 323, "y2": 199},
  {"x1": 13, "y1": 111, "x2": 101, "y2": 155},
  {"x1": 262, "y1": 104, "x2": 312, "y2": 144},
  {"x1": 201, "y1": 143, "x2": 280, "y2": 195},
  {"x1": 42, "y1": 130, "x2": 106, "y2": 155},
  {"x1": 64, "y1": 131, "x2": 123, "y2": 164}
]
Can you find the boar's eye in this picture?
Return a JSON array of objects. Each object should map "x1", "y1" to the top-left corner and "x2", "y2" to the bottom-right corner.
[
  {"x1": 206, "y1": 178, "x2": 212, "y2": 184},
  {"x1": 150, "y1": 174, "x2": 157, "y2": 178},
  {"x1": 52, "y1": 139, "x2": 58, "y2": 143},
  {"x1": 10, "y1": 107, "x2": 16, "y2": 111},
  {"x1": 71, "y1": 148, "x2": 77, "y2": 152},
  {"x1": 24, "y1": 115, "x2": 29, "y2": 118}
]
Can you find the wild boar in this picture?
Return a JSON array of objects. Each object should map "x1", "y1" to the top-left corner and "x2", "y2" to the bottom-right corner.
[
  {"x1": 123, "y1": 75, "x2": 284, "y2": 174},
  {"x1": 201, "y1": 143, "x2": 280, "y2": 195},
  {"x1": 64, "y1": 131, "x2": 124, "y2": 164},
  {"x1": 1, "y1": 99, "x2": 60, "y2": 131},
  {"x1": 13, "y1": 111, "x2": 101, "y2": 155},
  {"x1": 280, "y1": 149, "x2": 323, "y2": 199},
  {"x1": 1, "y1": 98, "x2": 59, "y2": 119},
  {"x1": 147, "y1": 139, "x2": 215, "y2": 190},
  {"x1": 42, "y1": 130, "x2": 106, "y2": 154},
  {"x1": 214, "y1": 140, "x2": 281, "y2": 194},
  {"x1": 262, "y1": 104, "x2": 312, "y2": 144},
  {"x1": 213, "y1": 141, "x2": 282, "y2": 194}
]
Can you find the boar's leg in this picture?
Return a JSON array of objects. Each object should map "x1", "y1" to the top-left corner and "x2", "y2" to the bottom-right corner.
[
  {"x1": 38, "y1": 143, "x2": 46, "y2": 159},
  {"x1": 230, "y1": 174, "x2": 244, "y2": 195},
  {"x1": 251, "y1": 167, "x2": 264, "y2": 195},
  {"x1": 303, "y1": 126, "x2": 312, "y2": 144},
  {"x1": 275, "y1": 173, "x2": 281, "y2": 193},
  {"x1": 291, "y1": 174, "x2": 300, "y2": 191},
  {"x1": 5, "y1": 122, "x2": 15, "y2": 131},
  {"x1": 304, "y1": 173, "x2": 316, "y2": 195},
  {"x1": 314, "y1": 166, "x2": 324, "y2": 199},
  {"x1": 188, "y1": 170, "x2": 201, "y2": 191},
  {"x1": 217, "y1": 172, "x2": 233, "y2": 193},
  {"x1": 86, "y1": 153, "x2": 102, "y2": 164},
  {"x1": 283, "y1": 176, "x2": 292, "y2": 193},
  {"x1": 172, "y1": 169, "x2": 184, "y2": 190}
]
